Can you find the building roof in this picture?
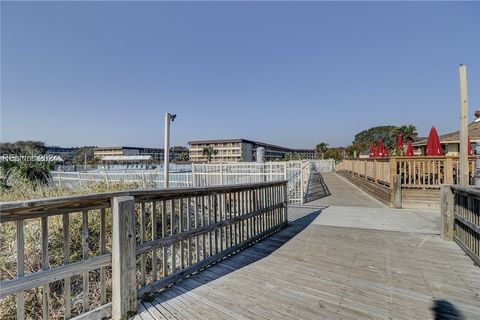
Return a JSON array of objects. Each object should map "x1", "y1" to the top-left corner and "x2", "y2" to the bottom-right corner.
[
  {"x1": 412, "y1": 121, "x2": 480, "y2": 146},
  {"x1": 95, "y1": 146, "x2": 187, "y2": 152},
  {"x1": 94, "y1": 146, "x2": 141, "y2": 151},
  {"x1": 101, "y1": 155, "x2": 152, "y2": 161}
]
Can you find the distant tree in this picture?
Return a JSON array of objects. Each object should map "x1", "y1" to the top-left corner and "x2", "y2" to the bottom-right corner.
[
  {"x1": 324, "y1": 147, "x2": 346, "y2": 162},
  {"x1": 0, "y1": 141, "x2": 46, "y2": 155},
  {"x1": 71, "y1": 147, "x2": 95, "y2": 164},
  {"x1": 315, "y1": 142, "x2": 329, "y2": 159},
  {"x1": 283, "y1": 153, "x2": 302, "y2": 161},
  {"x1": 178, "y1": 152, "x2": 190, "y2": 162},
  {"x1": 392, "y1": 125, "x2": 418, "y2": 143},
  {"x1": 202, "y1": 147, "x2": 218, "y2": 162},
  {"x1": 353, "y1": 126, "x2": 397, "y2": 149}
]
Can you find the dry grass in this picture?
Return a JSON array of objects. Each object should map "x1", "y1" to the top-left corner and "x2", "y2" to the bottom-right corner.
[{"x1": 0, "y1": 180, "x2": 152, "y2": 319}]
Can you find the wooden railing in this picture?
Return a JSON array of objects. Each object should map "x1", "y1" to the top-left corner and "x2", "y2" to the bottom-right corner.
[
  {"x1": 336, "y1": 158, "x2": 391, "y2": 186},
  {"x1": 441, "y1": 185, "x2": 480, "y2": 266},
  {"x1": 337, "y1": 157, "x2": 476, "y2": 189},
  {"x1": 0, "y1": 181, "x2": 288, "y2": 319}
]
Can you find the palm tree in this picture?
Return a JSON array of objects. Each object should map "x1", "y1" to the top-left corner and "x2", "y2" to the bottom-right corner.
[
  {"x1": 0, "y1": 156, "x2": 53, "y2": 189},
  {"x1": 315, "y1": 142, "x2": 329, "y2": 159},
  {"x1": 202, "y1": 147, "x2": 218, "y2": 163},
  {"x1": 392, "y1": 125, "x2": 418, "y2": 143}
]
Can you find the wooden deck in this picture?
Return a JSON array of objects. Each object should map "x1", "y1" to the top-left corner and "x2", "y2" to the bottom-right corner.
[{"x1": 134, "y1": 173, "x2": 480, "y2": 320}]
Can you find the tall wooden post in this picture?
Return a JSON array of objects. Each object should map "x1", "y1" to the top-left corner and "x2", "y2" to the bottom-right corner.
[
  {"x1": 440, "y1": 186, "x2": 454, "y2": 240},
  {"x1": 112, "y1": 196, "x2": 137, "y2": 319},
  {"x1": 459, "y1": 64, "x2": 469, "y2": 186},
  {"x1": 392, "y1": 174, "x2": 402, "y2": 209}
]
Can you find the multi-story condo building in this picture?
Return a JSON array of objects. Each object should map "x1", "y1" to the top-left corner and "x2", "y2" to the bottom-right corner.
[
  {"x1": 93, "y1": 146, "x2": 189, "y2": 163},
  {"x1": 93, "y1": 147, "x2": 140, "y2": 158},
  {"x1": 45, "y1": 146, "x2": 80, "y2": 161},
  {"x1": 188, "y1": 139, "x2": 315, "y2": 162}
]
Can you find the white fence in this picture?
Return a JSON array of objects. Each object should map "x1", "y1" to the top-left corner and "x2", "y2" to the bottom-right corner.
[
  {"x1": 52, "y1": 160, "x2": 335, "y2": 204},
  {"x1": 53, "y1": 171, "x2": 192, "y2": 188}
]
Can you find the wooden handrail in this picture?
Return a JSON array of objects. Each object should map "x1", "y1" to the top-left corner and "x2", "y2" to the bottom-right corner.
[
  {"x1": 0, "y1": 181, "x2": 288, "y2": 320},
  {"x1": 337, "y1": 157, "x2": 476, "y2": 189},
  {"x1": 0, "y1": 181, "x2": 286, "y2": 220},
  {"x1": 441, "y1": 185, "x2": 480, "y2": 266}
]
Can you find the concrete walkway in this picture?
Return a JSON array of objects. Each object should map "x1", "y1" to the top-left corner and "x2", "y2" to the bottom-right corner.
[
  {"x1": 301, "y1": 172, "x2": 441, "y2": 234},
  {"x1": 305, "y1": 171, "x2": 386, "y2": 208}
]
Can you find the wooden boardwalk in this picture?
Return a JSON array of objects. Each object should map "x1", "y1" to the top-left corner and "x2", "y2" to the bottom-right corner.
[{"x1": 134, "y1": 173, "x2": 480, "y2": 320}]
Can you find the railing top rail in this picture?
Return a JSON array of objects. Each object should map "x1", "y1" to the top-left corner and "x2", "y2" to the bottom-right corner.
[
  {"x1": 0, "y1": 180, "x2": 287, "y2": 222},
  {"x1": 449, "y1": 185, "x2": 480, "y2": 197}
]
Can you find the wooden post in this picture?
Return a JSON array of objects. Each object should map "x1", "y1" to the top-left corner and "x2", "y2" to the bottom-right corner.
[
  {"x1": 445, "y1": 157, "x2": 454, "y2": 184},
  {"x1": 440, "y1": 186, "x2": 455, "y2": 240},
  {"x1": 112, "y1": 196, "x2": 137, "y2": 319},
  {"x1": 389, "y1": 158, "x2": 397, "y2": 182},
  {"x1": 392, "y1": 174, "x2": 402, "y2": 209},
  {"x1": 459, "y1": 64, "x2": 469, "y2": 186}
]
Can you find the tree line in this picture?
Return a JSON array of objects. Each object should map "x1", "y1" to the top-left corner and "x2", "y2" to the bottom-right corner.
[{"x1": 316, "y1": 124, "x2": 418, "y2": 161}]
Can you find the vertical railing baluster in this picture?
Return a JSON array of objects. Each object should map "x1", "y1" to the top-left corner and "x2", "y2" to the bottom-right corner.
[
  {"x1": 171, "y1": 199, "x2": 176, "y2": 273},
  {"x1": 162, "y1": 201, "x2": 167, "y2": 278},
  {"x1": 250, "y1": 190, "x2": 254, "y2": 236},
  {"x1": 186, "y1": 198, "x2": 192, "y2": 267},
  {"x1": 220, "y1": 193, "x2": 225, "y2": 249},
  {"x1": 235, "y1": 191, "x2": 240, "y2": 243},
  {"x1": 208, "y1": 195, "x2": 213, "y2": 257},
  {"x1": 195, "y1": 197, "x2": 200, "y2": 263},
  {"x1": 214, "y1": 194, "x2": 219, "y2": 254},
  {"x1": 240, "y1": 191, "x2": 245, "y2": 243},
  {"x1": 82, "y1": 210, "x2": 89, "y2": 312},
  {"x1": 179, "y1": 198, "x2": 184, "y2": 270},
  {"x1": 41, "y1": 216, "x2": 49, "y2": 320},
  {"x1": 140, "y1": 202, "x2": 146, "y2": 286},
  {"x1": 201, "y1": 196, "x2": 206, "y2": 260},
  {"x1": 283, "y1": 183, "x2": 288, "y2": 223},
  {"x1": 99, "y1": 209, "x2": 107, "y2": 305},
  {"x1": 63, "y1": 214, "x2": 71, "y2": 319},
  {"x1": 151, "y1": 202, "x2": 158, "y2": 282},
  {"x1": 16, "y1": 219, "x2": 25, "y2": 320}
]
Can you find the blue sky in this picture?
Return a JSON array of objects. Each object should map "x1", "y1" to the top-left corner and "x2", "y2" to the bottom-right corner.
[{"x1": 1, "y1": 1, "x2": 479, "y2": 148}]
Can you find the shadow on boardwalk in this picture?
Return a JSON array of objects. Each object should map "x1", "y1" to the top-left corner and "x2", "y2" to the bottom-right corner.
[
  {"x1": 141, "y1": 208, "x2": 324, "y2": 307},
  {"x1": 304, "y1": 172, "x2": 331, "y2": 203},
  {"x1": 432, "y1": 300, "x2": 465, "y2": 320}
]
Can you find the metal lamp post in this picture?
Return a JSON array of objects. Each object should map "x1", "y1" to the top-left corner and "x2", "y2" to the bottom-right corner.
[{"x1": 164, "y1": 112, "x2": 176, "y2": 188}]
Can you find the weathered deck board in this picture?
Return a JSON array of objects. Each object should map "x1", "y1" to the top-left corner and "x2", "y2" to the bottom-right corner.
[{"x1": 135, "y1": 173, "x2": 480, "y2": 320}]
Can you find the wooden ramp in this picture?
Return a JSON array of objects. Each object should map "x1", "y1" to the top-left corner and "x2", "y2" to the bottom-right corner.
[{"x1": 133, "y1": 174, "x2": 480, "y2": 320}]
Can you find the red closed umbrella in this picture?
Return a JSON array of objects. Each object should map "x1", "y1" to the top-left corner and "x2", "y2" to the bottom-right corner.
[
  {"x1": 383, "y1": 146, "x2": 389, "y2": 157},
  {"x1": 396, "y1": 134, "x2": 404, "y2": 149},
  {"x1": 369, "y1": 141, "x2": 375, "y2": 158},
  {"x1": 405, "y1": 142, "x2": 414, "y2": 156},
  {"x1": 426, "y1": 127, "x2": 443, "y2": 156},
  {"x1": 376, "y1": 139, "x2": 384, "y2": 157}
]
